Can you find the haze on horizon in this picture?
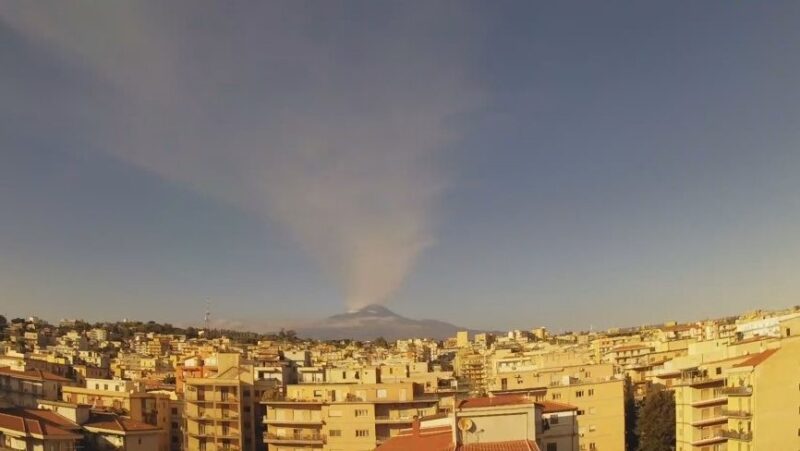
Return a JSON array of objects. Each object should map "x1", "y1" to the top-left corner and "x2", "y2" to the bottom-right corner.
[{"x1": 1, "y1": 1, "x2": 800, "y2": 333}]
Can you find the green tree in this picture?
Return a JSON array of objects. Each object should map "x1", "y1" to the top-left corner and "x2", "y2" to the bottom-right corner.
[
  {"x1": 637, "y1": 386, "x2": 675, "y2": 451},
  {"x1": 624, "y1": 376, "x2": 639, "y2": 451},
  {"x1": 373, "y1": 337, "x2": 389, "y2": 348}
]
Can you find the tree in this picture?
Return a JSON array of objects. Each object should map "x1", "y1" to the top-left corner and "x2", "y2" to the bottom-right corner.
[
  {"x1": 624, "y1": 376, "x2": 639, "y2": 451},
  {"x1": 373, "y1": 337, "x2": 389, "y2": 348},
  {"x1": 637, "y1": 386, "x2": 675, "y2": 451}
]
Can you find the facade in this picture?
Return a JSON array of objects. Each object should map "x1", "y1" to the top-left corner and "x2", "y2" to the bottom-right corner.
[
  {"x1": 720, "y1": 339, "x2": 800, "y2": 450},
  {"x1": 184, "y1": 353, "x2": 268, "y2": 451},
  {"x1": 0, "y1": 409, "x2": 82, "y2": 451},
  {"x1": 0, "y1": 367, "x2": 69, "y2": 408},
  {"x1": 263, "y1": 381, "x2": 439, "y2": 450},
  {"x1": 61, "y1": 380, "x2": 171, "y2": 451}
]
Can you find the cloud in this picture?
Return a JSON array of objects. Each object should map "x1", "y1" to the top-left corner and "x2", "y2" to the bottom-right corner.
[{"x1": 1, "y1": 2, "x2": 482, "y2": 310}]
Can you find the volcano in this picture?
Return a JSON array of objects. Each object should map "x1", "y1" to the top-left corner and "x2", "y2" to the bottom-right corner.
[{"x1": 297, "y1": 304, "x2": 472, "y2": 341}]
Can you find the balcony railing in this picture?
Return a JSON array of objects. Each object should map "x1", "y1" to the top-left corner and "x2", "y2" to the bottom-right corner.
[
  {"x1": 375, "y1": 415, "x2": 414, "y2": 423},
  {"x1": 265, "y1": 432, "x2": 325, "y2": 443},
  {"x1": 720, "y1": 386, "x2": 752, "y2": 396},
  {"x1": 722, "y1": 430, "x2": 753, "y2": 441},
  {"x1": 721, "y1": 408, "x2": 752, "y2": 418}
]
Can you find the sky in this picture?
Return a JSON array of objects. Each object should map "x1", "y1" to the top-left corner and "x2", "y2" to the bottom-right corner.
[{"x1": 1, "y1": 1, "x2": 800, "y2": 333}]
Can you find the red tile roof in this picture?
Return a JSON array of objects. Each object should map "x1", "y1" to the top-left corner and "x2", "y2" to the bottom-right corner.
[
  {"x1": 459, "y1": 395, "x2": 536, "y2": 409},
  {"x1": 0, "y1": 366, "x2": 71, "y2": 383},
  {"x1": 460, "y1": 442, "x2": 539, "y2": 451},
  {"x1": 83, "y1": 413, "x2": 160, "y2": 434},
  {"x1": 376, "y1": 423, "x2": 540, "y2": 451},
  {"x1": 732, "y1": 349, "x2": 779, "y2": 368},
  {"x1": 377, "y1": 425, "x2": 453, "y2": 451},
  {"x1": 536, "y1": 401, "x2": 578, "y2": 413},
  {"x1": 1, "y1": 408, "x2": 80, "y2": 431},
  {"x1": 0, "y1": 410, "x2": 81, "y2": 439}
]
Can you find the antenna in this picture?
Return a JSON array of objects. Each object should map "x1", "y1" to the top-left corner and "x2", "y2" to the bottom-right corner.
[{"x1": 204, "y1": 300, "x2": 211, "y2": 333}]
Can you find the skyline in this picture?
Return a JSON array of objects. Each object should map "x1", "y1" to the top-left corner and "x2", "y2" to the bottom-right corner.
[{"x1": 2, "y1": 2, "x2": 800, "y2": 332}]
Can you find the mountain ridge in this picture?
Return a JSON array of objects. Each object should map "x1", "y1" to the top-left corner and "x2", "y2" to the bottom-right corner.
[{"x1": 297, "y1": 304, "x2": 480, "y2": 341}]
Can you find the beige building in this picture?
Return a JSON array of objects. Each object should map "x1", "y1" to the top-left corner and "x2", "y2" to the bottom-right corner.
[
  {"x1": 184, "y1": 353, "x2": 269, "y2": 451},
  {"x1": 263, "y1": 381, "x2": 439, "y2": 450},
  {"x1": 62, "y1": 379, "x2": 171, "y2": 451},
  {"x1": 0, "y1": 367, "x2": 69, "y2": 408},
  {"x1": 720, "y1": 338, "x2": 800, "y2": 450}
]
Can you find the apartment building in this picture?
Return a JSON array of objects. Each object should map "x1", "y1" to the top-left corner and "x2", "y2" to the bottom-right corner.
[
  {"x1": 673, "y1": 356, "x2": 749, "y2": 451},
  {"x1": 61, "y1": 378, "x2": 171, "y2": 451},
  {"x1": 454, "y1": 349, "x2": 488, "y2": 395},
  {"x1": 720, "y1": 338, "x2": 800, "y2": 450},
  {"x1": 545, "y1": 379, "x2": 624, "y2": 451},
  {"x1": 0, "y1": 367, "x2": 69, "y2": 408},
  {"x1": 0, "y1": 408, "x2": 83, "y2": 450},
  {"x1": 377, "y1": 394, "x2": 578, "y2": 451},
  {"x1": 262, "y1": 381, "x2": 439, "y2": 450},
  {"x1": 184, "y1": 353, "x2": 269, "y2": 451}
]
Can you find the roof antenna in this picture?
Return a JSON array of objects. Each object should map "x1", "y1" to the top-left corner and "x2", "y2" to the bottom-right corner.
[{"x1": 204, "y1": 300, "x2": 211, "y2": 333}]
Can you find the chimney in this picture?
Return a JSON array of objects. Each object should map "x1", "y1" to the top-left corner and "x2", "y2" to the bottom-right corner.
[{"x1": 412, "y1": 415, "x2": 420, "y2": 436}]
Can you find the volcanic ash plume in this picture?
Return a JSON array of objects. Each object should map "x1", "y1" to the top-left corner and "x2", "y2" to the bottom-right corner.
[{"x1": 1, "y1": 3, "x2": 481, "y2": 310}]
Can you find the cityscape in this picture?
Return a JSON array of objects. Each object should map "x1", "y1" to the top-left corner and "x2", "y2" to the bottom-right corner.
[
  {"x1": 3, "y1": 1, "x2": 800, "y2": 451},
  {"x1": 0, "y1": 306, "x2": 798, "y2": 451}
]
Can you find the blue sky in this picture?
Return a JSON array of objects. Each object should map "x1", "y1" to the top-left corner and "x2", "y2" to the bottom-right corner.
[{"x1": 2, "y1": 2, "x2": 800, "y2": 332}]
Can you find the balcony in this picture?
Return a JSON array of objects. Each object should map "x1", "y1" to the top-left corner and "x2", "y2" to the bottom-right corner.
[
  {"x1": 264, "y1": 432, "x2": 325, "y2": 445},
  {"x1": 690, "y1": 416, "x2": 727, "y2": 427},
  {"x1": 690, "y1": 391, "x2": 727, "y2": 407},
  {"x1": 263, "y1": 416, "x2": 323, "y2": 425},
  {"x1": 721, "y1": 408, "x2": 752, "y2": 418},
  {"x1": 722, "y1": 430, "x2": 753, "y2": 441},
  {"x1": 720, "y1": 386, "x2": 752, "y2": 396},
  {"x1": 690, "y1": 434, "x2": 726, "y2": 446},
  {"x1": 261, "y1": 393, "x2": 326, "y2": 404},
  {"x1": 375, "y1": 415, "x2": 415, "y2": 424}
]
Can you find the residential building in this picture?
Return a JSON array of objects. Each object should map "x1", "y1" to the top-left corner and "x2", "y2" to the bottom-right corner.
[
  {"x1": 184, "y1": 353, "x2": 268, "y2": 451},
  {"x1": 263, "y1": 381, "x2": 439, "y2": 450}
]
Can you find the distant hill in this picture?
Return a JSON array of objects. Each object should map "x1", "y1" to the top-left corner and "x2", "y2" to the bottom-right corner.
[{"x1": 297, "y1": 304, "x2": 476, "y2": 341}]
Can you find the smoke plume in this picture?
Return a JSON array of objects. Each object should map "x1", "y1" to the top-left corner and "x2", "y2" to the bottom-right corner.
[{"x1": 1, "y1": 3, "x2": 481, "y2": 310}]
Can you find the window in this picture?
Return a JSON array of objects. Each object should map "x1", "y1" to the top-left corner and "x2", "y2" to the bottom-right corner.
[
  {"x1": 356, "y1": 429, "x2": 370, "y2": 437},
  {"x1": 588, "y1": 389, "x2": 594, "y2": 396},
  {"x1": 552, "y1": 393, "x2": 561, "y2": 400},
  {"x1": 546, "y1": 444, "x2": 557, "y2": 451},
  {"x1": 329, "y1": 430, "x2": 342, "y2": 437},
  {"x1": 355, "y1": 409, "x2": 369, "y2": 417},
  {"x1": 576, "y1": 390, "x2": 584, "y2": 398},
  {"x1": 589, "y1": 443, "x2": 597, "y2": 451},
  {"x1": 549, "y1": 414, "x2": 559, "y2": 425},
  {"x1": 716, "y1": 367, "x2": 722, "y2": 375}
]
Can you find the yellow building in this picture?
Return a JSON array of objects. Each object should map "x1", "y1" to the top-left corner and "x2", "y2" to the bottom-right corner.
[
  {"x1": 454, "y1": 350, "x2": 487, "y2": 395},
  {"x1": 184, "y1": 353, "x2": 268, "y2": 451},
  {"x1": 673, "y1": 356, "x2": 749, "y2": 451},
  {"x1": 262, "y1": 381, "x2": 439, "y2": 450},
  {"x1": 456, "y1": 331, "x2": 470, "y2": 348},
  {"x1": 720, "y1": 338, "x2": 800, "y2": 450},
  {"x1": 546, "y1": 379, "x2": 624, "y2": 451},
  {"x1": 61, "y1": 379, "x2": 171, "y2": 451}
]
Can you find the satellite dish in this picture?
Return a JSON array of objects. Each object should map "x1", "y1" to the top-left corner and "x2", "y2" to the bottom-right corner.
[{"x1": 457, "y1": 418, "x2": 474, "y2": 432}]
